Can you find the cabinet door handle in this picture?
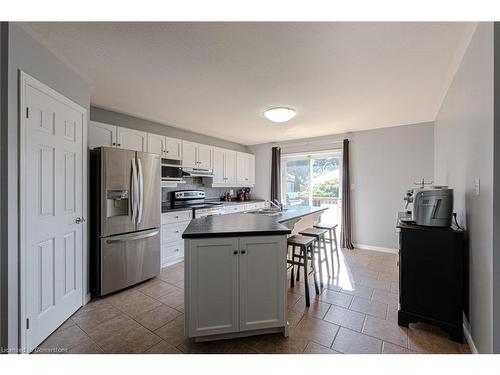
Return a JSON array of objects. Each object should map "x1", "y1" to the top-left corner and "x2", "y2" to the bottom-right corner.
[
  {"x1": 117, "y1": 143, "x2": 121, "y2": 147},
  {"x1": 233, "y1": 250, "x2": 238, "y2": 255},
  {"x1": 112, "y1": 142, "x2": 116, "y2": 146},
  {"x1": 241, "y1": 250, "x2": 246, "y2": 254}
]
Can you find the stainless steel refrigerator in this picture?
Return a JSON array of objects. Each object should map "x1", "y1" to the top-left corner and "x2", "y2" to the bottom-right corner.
[{"x1": 90, "y1": 147, "x2": 161, "y2": 296}]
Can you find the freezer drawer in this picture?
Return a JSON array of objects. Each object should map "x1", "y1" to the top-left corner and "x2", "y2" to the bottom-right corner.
[{"x1": 99, "y1": 228, "x2": 160, "y2": 296}]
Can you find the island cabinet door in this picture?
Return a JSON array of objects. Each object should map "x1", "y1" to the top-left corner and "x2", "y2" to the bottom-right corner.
[
  {"x1": 238, "y1": 235, "x2": 287, "y2": 331},
  {"x1": 186, "y1": 238, "x2": 240, "y2": 337}
]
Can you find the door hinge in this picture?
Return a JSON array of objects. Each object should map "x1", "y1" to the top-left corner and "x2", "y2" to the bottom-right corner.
[
  {"x1": 26, "y1": 318, "x2": 30, "y2": 330},
  {"x1": 26, "y1": 107, "x2": 29, "y2": 118}
]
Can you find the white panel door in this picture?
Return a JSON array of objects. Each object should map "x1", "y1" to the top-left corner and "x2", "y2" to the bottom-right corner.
[
  {"x1": 165, "y1": 137, "x2": 182, "y2": 160},
  {"x1": 186, "y1": 238, "x2": 239, "y2": 337},
  {"x1": 236, "y1": 152, "x2": 248, "y2": 184},
  {"x1": 212, "y1": 147, "x2": 225, "y2": 184},
  {"x1": 24, "y1": 81, "x2": 84, "y2": 351},
  {"x1": 88, "y1": 121, "x2": 116, "y2": 149},
  {"x1": 224, "y1": 150, "x2": 237, "y2": 185},
  {"x1": 197, "y1": 144, "x2": 213, "y2": 169},
  {"x1": 116, "y1": 127, "x2": 147, "y2": 152},
  {"x1": 239, "y1": 236, "x2": 286, "y2": 331},
  {"x1": 247, "y1": 154, "x2": 255, "y2": 185},
  {"x1": 147, "y1": 133, "x2": 166, "y2": 156},
  {"x1": 182, "y1": 141, "x2": 197, "y2": 168}
]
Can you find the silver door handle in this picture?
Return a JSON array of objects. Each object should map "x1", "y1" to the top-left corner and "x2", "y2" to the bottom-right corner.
[
  {"x1": 137, "y1": 158, "x2": 144, "y2": 224},
  {"x1": 131, "y1": 159, "x2": 139, "y2": 224},
  {"x1": 106, "y1": 230, "x2": 159, "y2": 244},
  {"x1": 75, "y1": 217, "x2": 85, "y2": 224}
]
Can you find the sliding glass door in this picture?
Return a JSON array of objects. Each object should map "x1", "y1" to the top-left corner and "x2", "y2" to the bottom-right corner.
[{"x1": 282, "y1": 151, "x2": 342, "y2": 225}]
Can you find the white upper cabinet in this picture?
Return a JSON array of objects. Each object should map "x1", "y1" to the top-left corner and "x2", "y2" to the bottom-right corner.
[
  {"x1": 147, "y1": 133, "x2": 165, "y2": 156},
  {"x1": 236, "y1": 152, "x2": 254, "y2": 185},
  {"x1": 213, "y1": 147, "x2": 225, "y2": 184},
  {"x1": 247, "y1": 154, "x2": 255, "y2": 185},
  {"x1": 116, "y1": 127, "x2": 147, "y2": 152},
  {"x1": 182, "y1": 141, "x2": 198, "y2": 168},
  {"x1": 197, "y1": 144, "x2": 213, "y2": 169},
  {"x1": 213, "y1": 148, "x2": 237, "y2": 185},
  {"x1": 89, "y1": 121, "x2": 117, "y2": 149},
  {"x1": 165, "y1": 137, "x2": 182, "y2": 160},
  {"x1": 88, "y1": 122, "x2": 252, "y2": 186},
  {"x1": 182, "y1": 141, "x2": 213, "y2": 169},
  {"x1": 147, "y1": 134, "x2": 182, "y2": 160},
  {"x1": 225, "y1": 150, "x2": 237, "y2": 185}
]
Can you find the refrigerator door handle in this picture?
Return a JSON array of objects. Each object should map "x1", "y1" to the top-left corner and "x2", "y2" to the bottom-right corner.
[
  {"x1": 137, "y1": 157, "x2": 144, "y2": 224},
  {"x1": 105, "y1": 230, "x2": 159, "y2": 244},
  {"x1": 131, "y1": 158, "x2": 139, "y2": 224}
]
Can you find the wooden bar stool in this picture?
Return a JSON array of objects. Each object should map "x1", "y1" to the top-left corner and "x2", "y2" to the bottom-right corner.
[
  {"x1": 314, "y1": 223, "x2": 340, "y2": 273},
  {"x1": 299, "y1": 227, "x2": 330, "y2": 284},
  {"x1": 287, "y1": 234, "x2": 319, "y2": 307}
]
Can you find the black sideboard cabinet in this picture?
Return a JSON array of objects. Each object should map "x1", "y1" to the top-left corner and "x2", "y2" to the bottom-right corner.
[{"x1": 397, "y1": 223, "x2": 466, "y2": 342}]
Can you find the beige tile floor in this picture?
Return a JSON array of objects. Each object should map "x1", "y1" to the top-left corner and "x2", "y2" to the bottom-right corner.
[{"x1": 35, "y1": 247, "x2": 471, "y2": 354}]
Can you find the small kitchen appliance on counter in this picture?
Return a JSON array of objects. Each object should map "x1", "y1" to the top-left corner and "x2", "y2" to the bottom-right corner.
[{"x1": 402, "y1": 183, "x2": 454, "y2": 227}]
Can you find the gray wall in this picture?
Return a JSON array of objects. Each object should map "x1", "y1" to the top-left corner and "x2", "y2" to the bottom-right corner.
[
  {"x1": 91, "y1": 106, "x2": 248, "y2": 153},
  {"x1": 350, "y1": 123, "x2": 434, "y2": 249},
  {"x1": 249, "y1": 122, "x2": 434, "y2": 250},
  {"x1": 434, "y1": 23, "x2": 493, "y2": 353},
  {"x1": 2, "y1": 23, "x2": 90, "y2": 351}
]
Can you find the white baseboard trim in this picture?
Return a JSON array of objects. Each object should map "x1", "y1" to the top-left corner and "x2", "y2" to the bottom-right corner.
[
  {"x1": 463, "y1": 313, "x2": 478, "y2": 354},
  {"x1": 353, "y1": 243, "x2": 399, "y2": 254}
]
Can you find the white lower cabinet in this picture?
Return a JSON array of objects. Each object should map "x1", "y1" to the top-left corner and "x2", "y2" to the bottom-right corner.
[
  {"x1": 161, "y1": 210, "x2": 192, "y2": 267},
  {"x1": 185, "y1": 235, "x2": 287, "y2": 339}
]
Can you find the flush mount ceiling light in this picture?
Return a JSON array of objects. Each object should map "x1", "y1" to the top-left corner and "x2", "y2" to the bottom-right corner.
[{"x1": 263, "y1": 107, "x2": 296, "y2": 123}]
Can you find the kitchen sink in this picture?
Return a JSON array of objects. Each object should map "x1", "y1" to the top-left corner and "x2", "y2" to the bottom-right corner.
[{"x1": 245, "y1": 208, "x2": 291, "y2": 216}]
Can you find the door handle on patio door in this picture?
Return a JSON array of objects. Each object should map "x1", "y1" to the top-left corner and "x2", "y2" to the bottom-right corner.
[
  {"x1": 137, "y1": 157, "x2": 144, "y2": 224},
  {"x1": 131, "y1": 158, "x2": 139, "y2": 224}
]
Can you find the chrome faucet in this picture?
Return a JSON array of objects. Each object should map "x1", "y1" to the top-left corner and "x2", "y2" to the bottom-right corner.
[{"x1": 267, "y1": 199, "x2": 283, "y2": 211}]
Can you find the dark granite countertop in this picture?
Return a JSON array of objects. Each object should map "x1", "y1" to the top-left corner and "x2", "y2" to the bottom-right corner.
[{"x1": 182, "y1": 206, "x2": 327, "y2": 239}]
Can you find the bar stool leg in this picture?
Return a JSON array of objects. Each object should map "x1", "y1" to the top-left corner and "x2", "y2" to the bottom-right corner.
[
  {"x1": 290, "y1": 245, "x2": 295, "y2": 288},
  {"x1": 317, "y1": 241, "x2": 324, "y2": 288},
  {"x1": 333, "y1": 227, "x2": 340, "y2": 265},
  {"x1": 296, "y1": 252, "x2": 301, "y2": 282},
  {"x1": 322, "y1": 234, "x2": 331, "y2": 278},
  {"x1": 309, "y1": 243, "x2": 320, "y2": 294},
  {"x1": 302, "y1": 245, "x2": 311, "y2": 307}
]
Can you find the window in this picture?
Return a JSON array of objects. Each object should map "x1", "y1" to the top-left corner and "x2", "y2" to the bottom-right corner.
[{"x1": 282, "y1": 151, "x2": 342, "y2": 225}]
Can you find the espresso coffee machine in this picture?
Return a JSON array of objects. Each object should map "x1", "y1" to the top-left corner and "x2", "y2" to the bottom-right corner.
[{"x1": 402, "y1": 182, "x2": 454, "y2": 227}]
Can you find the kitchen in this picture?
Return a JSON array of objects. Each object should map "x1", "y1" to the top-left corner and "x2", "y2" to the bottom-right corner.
[{"x1": 1, "y1": 16, "x2": 498, "y2": 365}]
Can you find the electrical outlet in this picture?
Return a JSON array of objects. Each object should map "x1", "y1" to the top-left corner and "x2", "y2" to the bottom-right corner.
[{"x1": 475, "y1": 178, "x2": 480, "y2": 195}]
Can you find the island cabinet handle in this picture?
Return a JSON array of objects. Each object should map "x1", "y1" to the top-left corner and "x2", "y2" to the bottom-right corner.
[
  {"x1": 241, "y1": 250, "x2": 246, "y2": 254},
  {"x1": 233, "y1": 250, "x2": 238, "y2": 255}
]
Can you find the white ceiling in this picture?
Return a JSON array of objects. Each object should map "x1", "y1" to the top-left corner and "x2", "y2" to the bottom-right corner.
[{"x1": 22, "y1": 22, "x2": 474, "y2": 145}]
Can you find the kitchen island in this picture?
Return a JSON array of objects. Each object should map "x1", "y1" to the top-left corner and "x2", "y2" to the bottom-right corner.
[{"x1": 182, "y1": 206, "x2": 327, "y2": 342}]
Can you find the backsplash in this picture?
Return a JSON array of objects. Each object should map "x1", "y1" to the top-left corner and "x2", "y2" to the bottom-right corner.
[{"x1": 162, "y1": 177, "x2": 250, "y2": 203}]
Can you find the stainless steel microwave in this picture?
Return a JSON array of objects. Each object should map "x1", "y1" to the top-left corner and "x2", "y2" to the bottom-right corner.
[{"x1": 161, "y1": 158, "x2": 183, "y2": 181}]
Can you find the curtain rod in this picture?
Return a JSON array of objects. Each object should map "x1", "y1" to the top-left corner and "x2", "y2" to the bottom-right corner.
[{"x1": 271, "y1": 138, "x2": 351, "y2": 149}]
